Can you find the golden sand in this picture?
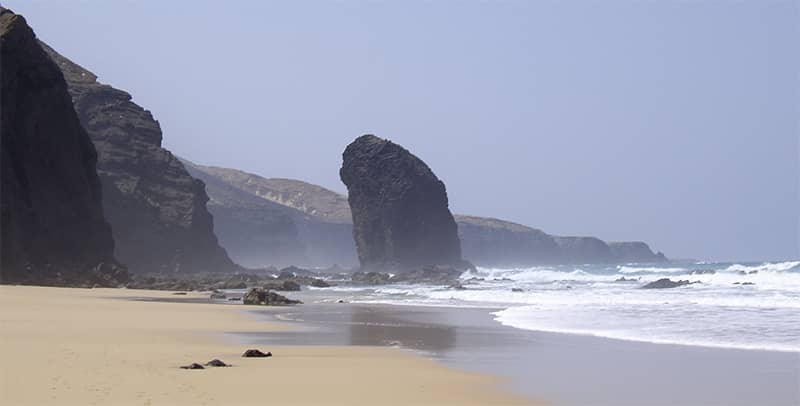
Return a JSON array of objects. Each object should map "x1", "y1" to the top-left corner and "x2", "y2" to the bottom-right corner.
[{"x1": 0, "y1": 286, "x2": 533, "y2": 405}]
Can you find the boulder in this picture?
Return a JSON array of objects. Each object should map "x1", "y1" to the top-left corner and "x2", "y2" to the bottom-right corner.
[
  {"x1": 180, "y1": 363, "x2": 205, "y2": 370},
  {"x1": 340, "y1": 135, "x2": 463, "y2": 272},
  {"x1": 242, "y1": 349, "x2": 272, "y2": 358},
  {"x1": 641, "y1": 278, "x2": 700, "y2": 289},
  {"x1": 242, "y1": 288, "x2": 301, "y2": 306},
  {"x1": 205, "y1": 359, "x2": 229, "y2": 367}
]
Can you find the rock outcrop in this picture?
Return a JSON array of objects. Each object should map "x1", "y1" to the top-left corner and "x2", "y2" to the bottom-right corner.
[
  {"x1": 40, "y1": 43, "x2": 237, "y2": 274},
  {"x1": 641, "y1": 278, "x2": 700, "y2": 289},
  {"x1": 242, "y1": 288, "x2": 301, "y2": 305},
  {"x1": 182, "y1": 160, "x2": 357, "y2": 268},
  {"x1": 340, "y1": 135, "x2": 463, "y2": 272},
  {"x1": 608, "y1": 241, "x2": 667, "y2": 263},
  {"x1": 0, "y1": 8, "x2": 126, "y2": 286}
]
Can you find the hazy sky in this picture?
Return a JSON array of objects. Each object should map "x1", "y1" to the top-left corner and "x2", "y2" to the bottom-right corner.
[{"x1": 7, "y1": 0, "x2": 798, "y2": 261}]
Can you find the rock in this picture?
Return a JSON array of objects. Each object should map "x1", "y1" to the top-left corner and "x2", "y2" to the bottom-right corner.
[
  {"x1": 221, "y1": 280, "x2": 247, "y2": 290},
  {"x1": 242, "y1": 288, "x2": 301, "y2": 306},
  {"x1": 280, "y1": 280, "x2": 301, "y2": 291},
  {"x1": 449, "y1": 282, "x2": 467, "y2": 290},
  {"x1": 351, "y1": 271, "x2": 392, "y2": 285},
  {"x1": 690, "y1": 270, "x2": 716, "y2": 275},
  {"x1": 391, "y1": 266, "x2": 465, "y2": 285},
  {"x1": 242, "y1": 349, "x2": 272, "y2": 358},
  {"x1": 340, "y1": 134, "x2": 463, "y2": 272},
  {"x1": 615, "y1": 277, "x2": 639, "y2": 282},
  {"x1": 336, "y1": 299, "x2": 346, "y2": 303},
  {"x1": 641, "y1": 278, "x2": 701, "y2": 289},
  {"x1": 554, "y1": 237, "x2": 614, "y2": 264},
  {"x1": 172, "y1": 292, "x2": 188, "y2": 295},
  {"x1": 205, "y1": 359, "x2": 229, "y2": 367},
  {"x1": 40, "y1": 42, "x2": 237, "y2": 275},
  {"x1": 733, "y1": 282, "x2": 755, "y2": 286},
  {"x1": 607, "y1": 242, "x2": 668, "y2": 263},
  {"x1": 210, "y1": 291, "x2": 227, "y2": 299},
  {"x1": 511, "y1": 288, "x2": 524, "y2": 292},
  {"x1": 228, "y1": 297, "x2": 242, "y2": 301},
  {"x1": 310, "y1": 279, "x2": 331, "y2": 288},
  {"x1": 0, "y1": 7, "x2": 127, "y2": 286},
  {"x1": 180, "y1": 363, "x2": 205, "y2": 370}
]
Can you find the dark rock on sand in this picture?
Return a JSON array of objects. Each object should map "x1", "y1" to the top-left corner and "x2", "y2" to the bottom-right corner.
[
  {"x1": 205, "y1": 359, "x2": 229, "y2": 367},
  {"x1": 340, "y1": 135, "x2": 463, "y2": 272},
  {"x1": 0, "y1": 8, "x2": 127, "y2": 286},
  {"x1": 242, "y1": 288, "x2": 301, "y2": 306},
  {"x1": 40, "y1": 42, "x2": 237, "y2": 275},
  {"x1": 641, "y1": 278, "x2": 700, "y2": 289},
  {"x1": 511, "y1": 288, "x2": 524, "y2": 292},
  {"x1": 242, "y1": 349, "x2": 272, "y2": 358},
  {"x1": 180, "y1": 363, "x2": 205, "y2": 370}
]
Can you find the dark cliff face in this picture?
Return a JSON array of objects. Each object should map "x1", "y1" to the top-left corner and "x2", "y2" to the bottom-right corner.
[
  {"x1": 40, "y1": 43, "x2": 237, "y2": 274},
  {"x1": 183, "y1": 161, "x2": 357, "y2": 268},
  {"x1": 340, "y1": 135, "x2": 462, "y2": 271},
  {"x1": 0, "y1": 8, "x2": 125, "y2": 285}
]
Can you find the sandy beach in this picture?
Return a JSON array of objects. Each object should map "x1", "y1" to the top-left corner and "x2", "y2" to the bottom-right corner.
[{"x1": 0, "y1": 286, "x2": 532, "y2": 406}]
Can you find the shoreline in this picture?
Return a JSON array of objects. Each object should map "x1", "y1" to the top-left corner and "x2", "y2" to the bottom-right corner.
[
  {"x1": 234, "y1": 291, "x2": 800, "y2": 405},
  {"x1": 0, "y1": 285, "x2": 534, "y2": 405}
]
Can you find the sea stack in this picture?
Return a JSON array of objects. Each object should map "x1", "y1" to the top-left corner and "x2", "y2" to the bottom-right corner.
[
  {"x1": 40, "y1": 42, "x2": 238, "y2": 274},
  {"x1": 339, "y1": 134, "x2": 463, "y2": 271},
  {"x1": 0, "y1": 8, "x2": 125, "y2": 285}
]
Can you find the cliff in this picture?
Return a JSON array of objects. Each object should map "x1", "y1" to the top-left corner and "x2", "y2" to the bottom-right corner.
[
  {"x1": 40, "y1": 43, "x2": 237, "y2": 274},
  {"x1": 454, "y1": 215, "x2": 562, "y2": 267},
  {"x1": 340, "y1": 135, "x2": 463, "y2": 271},
  {"x1": 182, "y1": 161, "x2": 357, "y2": 268},
  {"x1": 0, "y1": 8, "x2": 126, "y2": 285}
]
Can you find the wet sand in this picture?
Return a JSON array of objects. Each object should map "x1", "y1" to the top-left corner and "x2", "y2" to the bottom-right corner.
[
  {"x1": 234, "y1": 291, "x2": 800, "y2": 406},
  {"x1": 0, "y1": 286, "x2": 533, "y2": 405}
]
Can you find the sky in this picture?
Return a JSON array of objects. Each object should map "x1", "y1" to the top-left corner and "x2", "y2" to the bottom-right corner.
[{"x1": 6, "y1": 0, "x2": 798, "y2": 262}]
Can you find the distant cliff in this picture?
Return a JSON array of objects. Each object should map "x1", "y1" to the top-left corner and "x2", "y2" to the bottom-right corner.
[
  {"x1": 340, "y1": 135, "x2": 464, "y2": 271},
  {"x1": 182, "y1": 161, "x2": 357, "y2": 268},
  {"x1": 41, "y1": 43, "x2": 237, "y2": 274},
  {"x1": 0, "y1": 8, "x2": 125, "y2": 286},
  {"x1": 183, "y1": 160, "x2": 667, "y2": 268}
]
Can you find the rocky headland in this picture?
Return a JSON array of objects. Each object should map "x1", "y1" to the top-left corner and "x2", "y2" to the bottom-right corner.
[
  {"x1": 40, "y1": 43, "x2": 237, "y2": 274},
  {"x1": 0, "y1": 8, "x2": 126, "y2": 286}
]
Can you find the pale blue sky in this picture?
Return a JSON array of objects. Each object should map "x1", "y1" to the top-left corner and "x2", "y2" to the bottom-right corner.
[{"x1": 8, "y1": 0, "x2": 798, "y2": 261}]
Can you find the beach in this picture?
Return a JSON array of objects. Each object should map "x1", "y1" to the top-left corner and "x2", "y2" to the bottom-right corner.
[{"x1": 0, "y1": 286, "x2": 532, "y2": 406}]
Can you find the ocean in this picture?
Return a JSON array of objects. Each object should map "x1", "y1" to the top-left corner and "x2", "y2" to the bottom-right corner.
[{"x1": 317, "y1": 260, "x2": 800, "y2": 353}]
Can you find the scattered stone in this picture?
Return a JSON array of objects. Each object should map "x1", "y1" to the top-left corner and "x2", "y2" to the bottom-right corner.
[
  {"x1": 511, "y1": 288, "x2": 524, "y2": 292},
  {"x1": 615, "y1": 277, "x2": 639, "y2": 282},
  {"x1": 228, "y1": 297, "x2": 242, "y2": 301},
  {"x1": 180, "y1": 363, "x2": 205, "y2": 370},
  {"x1": 242, "y1": 349, "x2": 272, "y2": 358},
  {"x1": 733, "y1": 282, "x2": 755, "y2": 286},
  {"x1": 205, "y1": 359, "x2": 229, "y2": 367},
  {"x1": 336, "y1": 299, "x2": 346, "y2": 303},
  {"x1": 172, "y1": 292, "x2": 188, "y2": 295},
  {"x1": 641, "y1": 278, "x2": 701, "y2": 289}
]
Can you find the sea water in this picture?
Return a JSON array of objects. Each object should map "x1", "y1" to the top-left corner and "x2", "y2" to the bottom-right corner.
[{"x1": 321, "y1": 261, "x2": 800, "y2": 352}]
